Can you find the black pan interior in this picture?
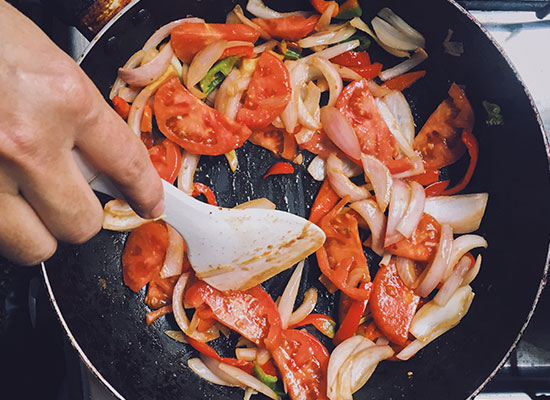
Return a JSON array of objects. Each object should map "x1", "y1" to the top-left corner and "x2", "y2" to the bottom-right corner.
[{"x1": 44, "y1": 0, "x2": 550, "y2": 399}]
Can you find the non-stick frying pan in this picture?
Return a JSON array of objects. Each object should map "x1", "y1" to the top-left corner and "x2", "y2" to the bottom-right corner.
[{"x1": 42, "y1": 0, "x2": 550, "y2": 399}]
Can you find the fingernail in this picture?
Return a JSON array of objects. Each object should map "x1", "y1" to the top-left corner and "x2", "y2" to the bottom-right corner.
[{"x1": 150, "y1": 199, "x2": 165, "y2": 219}]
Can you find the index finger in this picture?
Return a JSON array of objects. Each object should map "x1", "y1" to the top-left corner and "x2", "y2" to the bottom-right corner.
[{"x1": 75, "y1": 95, "x2": 164, "y2": 219}]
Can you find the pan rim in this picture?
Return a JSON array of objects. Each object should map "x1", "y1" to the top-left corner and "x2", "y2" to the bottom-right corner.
[{"x1": 44, "y1": 0, "x2": 550, "y2": 399}]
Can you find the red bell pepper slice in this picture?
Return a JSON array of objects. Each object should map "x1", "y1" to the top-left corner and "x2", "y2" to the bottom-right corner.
[
  {"x1": 192, "y1": 182, "x2": 217, "y2": 206},
  {"x1": 263, "y1": 161, "x2": 294, "y2": 178},
  {"x1": 350, "y1": 63, "x2": 383, "y2": 80},
  {"x1": 289, "y1": 314, "x2": 336, "y2": 338},
  {"x1": 333, "y1": 282, "x2": 372, "y2": 345},
  {"x1": 441, "y1": 130, "x2": 479, "y2": 195},
  {"x1": 140, "y1": 102, "x2": 153, "y2": 133},
  {"x1": 310, "y1": 0, "x2": 339, "y2": 16},
  {"x1": 222, "y1": 45, "x2": 255, "y2": 59},
  {"x1": 187, "y1": 336, "x2": 254, "y2": 373},
  {"x1": 424, "y1": 180, "x2": 450, "y2": 197},
  {"x1": 308, "y1": 179, "x2": 341, "y2": 225},
  {"x1": 112, "y1": 96, "x2": 130, "y2": 119},
  {"x1": 330, "y1": 51, "x2": 371, "y2": 68},
  {"x1": 383, "y1": 70, "x2": 427, "y2": 92},
  {"x1": 408, "y1": 168, "x2": 440, "y2": 186}
]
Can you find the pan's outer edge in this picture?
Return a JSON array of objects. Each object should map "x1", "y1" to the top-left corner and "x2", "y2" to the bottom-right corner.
[
  {"x1": 42, "y1": 0, "x2": 550, "y2": 399},
  {"x1": 445, "y1": 0, "x2": 550, "y2": 397}
]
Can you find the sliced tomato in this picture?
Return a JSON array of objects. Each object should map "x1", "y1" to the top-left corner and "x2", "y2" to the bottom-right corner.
[
  {"x1": 350, "y1": 63, "x2": 383, "y2": 80},
  {"x1": 141, "y1": 132, "x2": 154, "y2": 149},
  {"x1": 221, "y1": 45, "x2": 255, "y2": 59},
  {"x1": 316, "y1": 198, "x2": 371, "y2": 301},
  {"x1": 407, "y1": 167, "x2": 440, "y2": 186},
  {"x1": 140, "y1": 102, "x2": 153, "y2": 133},
  {"x1": 414, "y1": 83, "x2": 474, "y2": 170},
  {"x1": 145, "y1": 273, "x2": 178, "y2": 309},
  {"x1": 112, "y1": 96, "x2": 130, "y2": 119},
  {"x1": 441, "y1": 130, "x2": 479, "y2": 195},
  {"x1": 336, "y1": 79, "x2": 410, "y2": 173},
  {"x1": 252, "y1": 15, "x2": 320, "y2": 42},
  {"x1": 249, "y1": 126, "x2": 285, "y2": 156},
  {"x1": 310, "y1": 0, "x2": 339, "y2": 16},
  {"x1": 383, "y1": 70, "x2": 426, "y2": 92},
  {"x1": 370, "y1": 260, "x2": 420, "y2": 346},
  {"x1": 148, "y1": 139, "x2": 182, "y2": 184},
  {"x1": 298, "y1": 130, "x2": 341, "y2": 159},
  {"x1": 330, "y1": 51, "x2": 371, "y2": 67},
  {"x1": 146, "y1": 305, "x2": 173, "y2": 326},
  {"x1": 356, "y1": 320, "x2": 384, "y2": 342},
  {"x1": 121, "y1": 222, "x2": 169, "y2": 292},
  {"x1": 308, "y1": 179, "x2": 341, "y2": 225},
  {"x1": 288, "y1": 314, "x2": 336, "y2": 338},
  {"x1": 185, "y1": 281, "x2": 282, "y2": 350},
  {"x1": 385, "y1": 213, "x2": 441, "y2": 262},
  {"x1": 237, "y1": 52, "x2": 291, "y2": 129},
  {"x1": 154, "y1": 77, "x2": 252, "y2": 155},
  {"x1": 272, "y1": 329, "x2": 330, "y2": 400},
  {"x1": 171, "y1": 23, "x2": 260, "y2": 63}
]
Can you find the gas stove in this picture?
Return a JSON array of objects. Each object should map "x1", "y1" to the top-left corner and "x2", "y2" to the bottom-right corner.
[{"x1": 1, "y1": 1, "x2": 550, "y2": 400}]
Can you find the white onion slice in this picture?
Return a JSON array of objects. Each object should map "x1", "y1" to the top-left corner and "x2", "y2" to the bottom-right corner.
[
  {"x1": 311, "y1": 56, "x2": 342, "y2": 107},
  {"x1": 396, "y1": 181, "x2": 425, "y2": 239},
  {"x1": 307, "y1": 155, "x2": 327, "y2": 181},
  {"x1": 127, "y1": 85, "x2": 154, "y2": 135},
  {"x1": 298, "y1": 96, "x2": 321, "y2": 130},
  {"x1": 301, "y1": 40, "x2": 359, "y2": 62},
  {"x1": 378, "y1": 8, "x2": 425, "y2": 49},
  {"x1": 177, "y1": 151, "x2": 200, "y2": 195},
  {"x1": 246, "y1": 0, "x2": 310, "y2": 19},
  {"x1": 234, "y1": 198, "x2": 276, "y2": 210},
  {"x1": 253, "y1": 39, "x2": 278, "y2": 54},
  {"x1": 109, "y1": 50, "x2": 145, "y2": 100},
  {"x1": 201, "y1": 355, "x2": 246, "y2": 388},
  {"x1": 379, "y1": 48, "x2": 429, "y2": 81},
  {"x1": 349, "y1": 16, "x2": 410, "y2": 58},
  {"x1": 188, "y1": 358, "x2": 238, "y2": 387},
  {"x1": 298, "y1": 24, "x2": 356, "y2": 48},
  {"x1": 371, "y1": 16, "x2": 418, "y2": 51},
  {"x1": 281, "y1": 61, "x2": 308, "y2": 133},
  {"x1": 327, "y1": 336, "x2": 375, "y2": 400},
  {"x1": 321, "y1": 106, "x2": 361, "y2": 160},
  {"x1": 462, "y1": 255, "x2": 481, "y2": 287},
  {"x1": 119, "y1": 43, "x2": 174, "y2": 87},
  {"x1": 375, "y1": 97, "x2": 415, "y2": 158},
  {"x1": 391, "y1": 156, "x2": 425, "y2": 179},
  {"x1": 350, "y1": 345, "x2": 394, "y2": 393},
  {"x1": 172, "y1": 273, "x2": 191, "y2": 333},
  {"x1": 117, "y1": 86, "x2": 140, "y2": 103},
  {"x1": 410, "y1": 285, "x2": 475, "y2": 342},
  {"x1": 143, "y1": 18, "x2": 204, "y2": 51},
  {"x1": 361, "y1": 154, "x2": 393, "y2": 213},
  {"x1": 396, "y1": 328, "x2": 448, "y2": 361},
  {"x1": 186, "y1": 40, "x2": 227, "y2": 94},
  {"x1": 218, "y1": 363, "x2": 280, "y2": 400},
  {"x1": 335, "y1": 65, "x2": 363, "y2": 81},
  {"x1": 382, "y1": 91, "x2": 415, "y2": 145},
  {"x1": 160, "y1": 225, "x2": 184, "y2": 278},
  {"x1": 396, "y1": 256, "x2": 417, "y2": 289},
  {"x1": 102, "y1": 199, "x2": 148, "y2": 231},
  {"x1": 236, "y1": 348, "x2": 258, "y2": 361},
  {"x1": 379, "y1": 252, "x2": 392, "y2": 267},
  {"x1": 278, "y1": 260, "x2": 305, "y2": 329},
  {"x1": 415, "y1": 224, "x2": 453, "y2": 298},
  {"x1": 327, "y1": 154, "x2": 370, "y2": 202},
  {"x1": 316, "y1": 2, "x2": 336, "y2": 32},
  {"x1": 215, "y1": 69, "x2": 252, "y2": 120},
  {"x1": 424, "y1": 193, "x2": 489, "y2": 234},
  {"x1": 434, "y1": 255, "x2": 472, "y2": 306},
  {"x1": 350, "y1": 199, "x2": 387, "y2": 256},
  {"x1": 384, "y1": 179, "x2": 409, "y2": 247},
  {"x1": 445, "y1": 235, "x2": 488, "y2": 280},
  {"x1": 233, "y1": 4, "x2": 271, "y2": 40},
  {"x1": 366, "y1": 80, "x2": 393, "y2": 98},
  {"x1": 288, "y1": 288, "x2": 318, "y2": 326}
]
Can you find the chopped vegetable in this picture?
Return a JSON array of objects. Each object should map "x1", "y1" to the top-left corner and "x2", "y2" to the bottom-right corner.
[
  {"x1": 263, "y1": 162, "x2": 295, "y2": 178},
  {"x1": 253, "y1": 15, "x2": 320, "y2": 42},
  {"x1": 482, "y1": 100, "x2": 504, "y2": 126},
  {"x1": 192, "y1": 182, "x2": 218, "y2": 206},
  {"x1": 310, "y1": 0, "x2": 339, "y2": 17},
  {"x1": 199, "y1": 56, "x2": 240, "y2": 95},
  {"x1": 333, "y1": 283, "x2": 371, "y2": 345},
  {"x1": 383, "y1": 70, "x2": 426, "y2": 91},
  {"x1": 289, "y1": 313, "x2": 336, "y2": 338},
  {"x1": 253, "y1": 364, "x2": 285, "y2": 397},
  {"x1": 140, "y1": 102, "x2": 153, "y2": 133},
  {"x1": 335, "y1": 0, "x2": 362, "y2": 20},
  {"x1": 112, "y1": 96, "x2": 130, "y2": 119}
]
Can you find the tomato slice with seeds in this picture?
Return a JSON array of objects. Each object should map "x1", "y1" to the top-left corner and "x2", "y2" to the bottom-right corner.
[
  {"x1": 237, "y1": 52, "x2": 291, "y2": 129},
  {"x1": 121, "y1": 221, "x2": 169, "y2": 292},
  {"x1": 336, "y1": 79, "x2": 411, "y2": 173},
  {"x1": 148, "y1": 139, "x2": 181, "y2": 184},
  {"x1": 370, "y1": 260, "x2": 420, "y2": 346},
  {"x1": 154, "y1": 77, "x2": 252, "y2": 156},
  {"x1": 272, "y1": 329, "x2": 330, "y2": 400},
  {"x1": 185, "y1": 280, "x2": 282, "y2": 350},
  {"x1": 414, "y1": 83, "x2": 474, "y2": 170},
  {"x1": 385, "y1": 213, "x2": 441, "y2": 262}
]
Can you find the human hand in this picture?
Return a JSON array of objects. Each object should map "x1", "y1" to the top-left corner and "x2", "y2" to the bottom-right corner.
[{"x1": 0, "y1": 1, "x2": 164, "y2": 265}]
